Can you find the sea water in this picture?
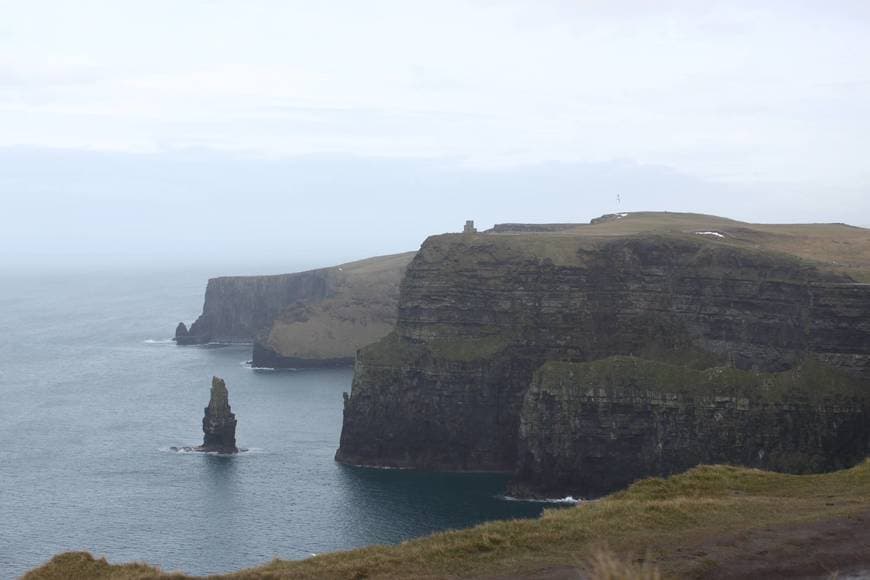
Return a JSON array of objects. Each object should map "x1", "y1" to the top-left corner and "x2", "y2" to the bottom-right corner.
[{"x1": 0, "y1": 269, "x2": 546, "y2": 577}]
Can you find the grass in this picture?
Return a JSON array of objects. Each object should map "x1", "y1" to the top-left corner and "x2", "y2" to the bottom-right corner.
[
  {"x1": 476, "y1": 211, "x2": 870, "y2": 280},
  {"x1": 259, "y1": 252, "x2": 414, "y2": 360},
  {"x1": 25, "y1": 459, "x2": 870, "y2": 579},
  {"x1": 427, "y1": 334, "x2": 509, "y2": 361}
]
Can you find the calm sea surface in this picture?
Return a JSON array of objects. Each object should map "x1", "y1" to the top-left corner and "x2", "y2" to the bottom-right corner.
[{"x1": 0, "y1": 270, "x2": 545, "y2": 577}]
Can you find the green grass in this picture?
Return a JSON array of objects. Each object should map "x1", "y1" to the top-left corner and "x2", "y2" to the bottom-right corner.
[
  {"x1": 534, "y1": 355, "x2": 870, "y2": 404},
  {"x1": 427, "y1": 335, "x2": 509, "y2": 361},
  {"x1": 25, "y1": 460, "x2": 870, "y2": 579}
]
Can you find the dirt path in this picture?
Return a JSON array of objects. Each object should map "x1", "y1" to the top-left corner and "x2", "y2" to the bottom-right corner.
[
  {"x1": 691, "y1": 510, "x2": 870, "y2": 579},
  {"x1": 477, "y1": 510, "x2": 870, "y2": 579}
]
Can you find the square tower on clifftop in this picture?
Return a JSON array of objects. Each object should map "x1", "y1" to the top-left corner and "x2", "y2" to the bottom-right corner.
[{"x1": 463, "y1": 220, "x2": 477, "y2": 234}]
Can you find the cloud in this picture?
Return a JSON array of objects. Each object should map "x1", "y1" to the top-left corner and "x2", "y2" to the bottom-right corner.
[{"x1": 0, "y1": 1, "x2": 868, "y2": 190}]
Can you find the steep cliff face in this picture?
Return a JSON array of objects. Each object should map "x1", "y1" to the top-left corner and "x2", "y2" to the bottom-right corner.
[
  {"x1": 511, "y1": 357, "x2": 869, "y2": 497},
  {"x1": 180, "y1": 269, "x2": 334, "y2": 344},
  {"x1": 336, "y1": 224, "x2": 870, "y2": 488},
  {"x1": 176, "y1": 253, "x2": 414, "y2": 366}
]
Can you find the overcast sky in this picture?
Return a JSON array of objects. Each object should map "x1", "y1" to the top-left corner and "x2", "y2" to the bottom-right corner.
[{"x1": 2, "y1": 1, "x2": 869, "y2": 272}]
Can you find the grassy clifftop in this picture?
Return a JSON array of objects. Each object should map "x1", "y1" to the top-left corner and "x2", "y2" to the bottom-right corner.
[
  {"x1": 484, "y1": 211, "x2": 870, "y2": 280},
  {"x1": 26, "y1": 460, "x2": 870, "y2": 579}
]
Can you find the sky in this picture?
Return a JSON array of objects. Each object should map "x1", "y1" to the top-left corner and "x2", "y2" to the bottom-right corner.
[{"x1": 1, "y1": 1, "x2": 869, "y2": 272}]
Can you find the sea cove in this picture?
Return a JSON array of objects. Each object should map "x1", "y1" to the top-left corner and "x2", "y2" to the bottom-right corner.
[{"x1": 0, "y1": 271, "x2": 544, "y2": 578}]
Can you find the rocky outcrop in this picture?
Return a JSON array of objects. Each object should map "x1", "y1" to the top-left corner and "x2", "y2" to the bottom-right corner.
[
  {"x1": 336, "y1": 222, "x2": 870, "y2": 494},
  {"x1": 175, "y1": 253, "x2": 414, "y2": 367},
  {"x1": 174, "y1": 322, "x2": 191, "y2": 344},
  {"x1": 198, "y1": 376, "x2": 237, "y2": 453},
  {"x1": 510, "y1": 357, "x2": 869, "y2": 497}
]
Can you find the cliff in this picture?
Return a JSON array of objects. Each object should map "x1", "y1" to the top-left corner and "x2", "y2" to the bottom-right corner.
[
  {"x1": 512, "y1": 357, "x2": 869, "y2": 497},
  {"x1": 253, "y1": 252, "x2": 413, "y2": 368},
  {"x1": 177, "y1": 269, "x2": 335, "y2": 344},
  {"x1": 336, "y1": 213, "x2": 870, "y2": 493},
  {"x1": 176, "y1": 252, "x2": 414, "y2": 367}
]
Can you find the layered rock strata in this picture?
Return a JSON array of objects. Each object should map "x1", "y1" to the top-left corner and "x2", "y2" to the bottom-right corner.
[
  {"x1": 198, "y1": 376, "x2": 238, "y2": 453},
  {"x1": 511, "y1": 357, "x2": 869, "y2": 497},
  {"x1": 177, "y1": 269, "x2": 336, "y2": 344},
  {"x1": 336, "y1": 228, "x2": 870, "y2": 493}
]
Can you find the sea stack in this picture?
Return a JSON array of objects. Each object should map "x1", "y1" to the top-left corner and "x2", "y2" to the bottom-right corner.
[
  {"x1": 198, "y1": 376, "x2": 238, "y2": 453},
  {"x1": 174, "y1": 322, "x2": 190, "y2": 343}
]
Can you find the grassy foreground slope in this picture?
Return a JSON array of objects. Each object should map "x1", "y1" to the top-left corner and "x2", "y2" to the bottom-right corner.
[{"x1": 26, "y1": 460, "x2": 870, "y2": 579}]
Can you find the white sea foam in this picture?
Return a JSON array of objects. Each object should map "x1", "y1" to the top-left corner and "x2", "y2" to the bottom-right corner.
[
  {"x1": 160, "y1": 446, "x2": 263, "y2": 455},
  {"x1": 241, "y1": 360, "x2": 297, "y2": 372},
  {"x1": 345, "y1": 462, "x2": 412, "y2": 470},
  {"x1": 497, "y1": 494, "x2": 581, "y2": 505},
  {"x1": 143, "y1": 338, "x2": 174, "y2": 344}
]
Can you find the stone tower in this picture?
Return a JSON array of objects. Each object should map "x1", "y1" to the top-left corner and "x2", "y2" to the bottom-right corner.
[{"x1": 463, "y1": 220, "x2": 477, "y2": 234}]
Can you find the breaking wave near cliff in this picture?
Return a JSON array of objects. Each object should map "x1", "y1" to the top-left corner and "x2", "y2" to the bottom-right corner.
[{"x1": 497, "y1": 494, "x2": 581, "y2": 505}]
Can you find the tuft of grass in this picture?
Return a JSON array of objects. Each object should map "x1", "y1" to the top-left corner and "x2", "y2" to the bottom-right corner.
[
  {"x1": 584, "y1": 548, "x2": 661, "y2": 580},
  {"x1": 21, "y1": 552, "x2": 181, "y2": 579}
]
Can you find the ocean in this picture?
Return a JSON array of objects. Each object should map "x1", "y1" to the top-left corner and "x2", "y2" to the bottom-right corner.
[{"x1": 0, "y1": 269, "x2": 546, "y2": 577}]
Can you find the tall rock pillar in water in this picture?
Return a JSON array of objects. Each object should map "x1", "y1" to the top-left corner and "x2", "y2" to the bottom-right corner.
[{"x1": 200, "y1": 376, "x2": 238, "y2": 453}]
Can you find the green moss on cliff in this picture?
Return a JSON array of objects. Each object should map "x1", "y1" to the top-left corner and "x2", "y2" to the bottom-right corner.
[
  {"x1": 535, "y1": 356, "x2": 869, "y2": 404},
  {"x1": 428, "y1": 335, "x2": 509, "y2": 361},
  {"x1": 355, "y1": 331, "x2": 428, "y2": 367}
]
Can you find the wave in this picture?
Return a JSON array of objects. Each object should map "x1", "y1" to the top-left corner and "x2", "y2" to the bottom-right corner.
[
  {"x1": 159, "y1": 446, "x2": 264, "y2": 455},
  {"x1": 342, "y1": 462, "x2": 413, "y2": 470},
  {"x1": 496, "y1": 494, "x2": 581, "y2": 505},
  {"x1": 143, "y1": 338, "x2": 174, "y2": 344},
  {"x1": 240, "y1": 360, "x2": 298, "y2": 372}
]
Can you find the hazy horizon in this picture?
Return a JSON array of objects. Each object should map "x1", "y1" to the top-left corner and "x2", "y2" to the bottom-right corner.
[{"x1": 2, "y1": 1, "x2": 869, "y2": 273}]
